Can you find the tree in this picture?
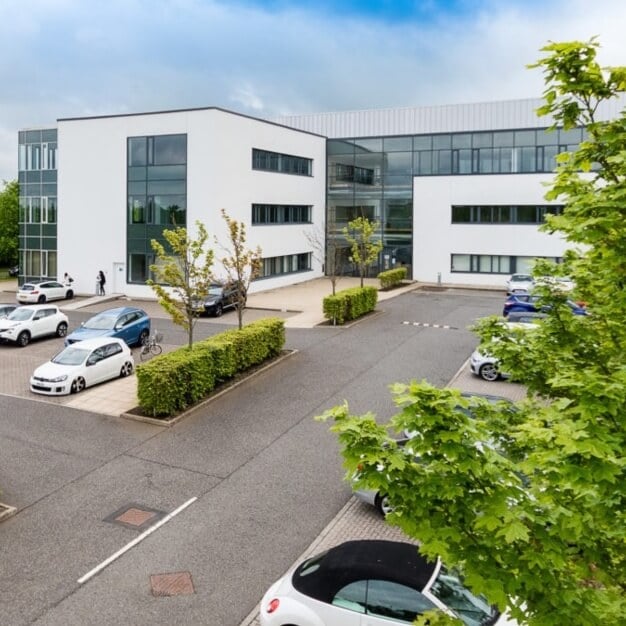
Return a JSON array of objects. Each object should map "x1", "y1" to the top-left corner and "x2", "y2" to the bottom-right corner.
[
  {"x1": 0, "y1": 180, "x2": 19, "y2": 267},
  {"x1": 147, "y1": 221, "x2": 214, "y2": 349},
  {"x1": 217, "y1": 209, "x2": 262, "y2": 330},
  {"x1": 343, "y1": 216, "x2": 383, "y2": 287},
  {"x1": 319, "y1": 39, "x2": 626, "y2": 626},
  {"x1": 304, "y1": 212, "x2": 344, "y2": 295}
]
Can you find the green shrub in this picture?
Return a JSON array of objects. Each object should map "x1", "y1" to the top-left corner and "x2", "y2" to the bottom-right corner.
[
  {"x1": 136, "y1": 317, "x2": 285, "y2": 417},
  {"x1": 323, "y1": 286, "x2": 378, "y2": 325},
  {"x1": 378, "y1": 267, "x2": 407, "y2": 289}
]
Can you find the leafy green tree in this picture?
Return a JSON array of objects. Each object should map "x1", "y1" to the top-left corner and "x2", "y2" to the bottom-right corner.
[
  {"x1": 218, "y1": 209, "x2": 262, "y2": 330},
  {"x1": 148, "y1": 221, "x2": 214, "y2": 349},
  {"x1": 0, "y1": 180, "x2": 19, "y2": 267},
  {"x1": 319, "y1": 39, "x2": 626, "y2": 626},
  {"x1": 343, "y1": 216, "x2": 383, "y2": 287}
]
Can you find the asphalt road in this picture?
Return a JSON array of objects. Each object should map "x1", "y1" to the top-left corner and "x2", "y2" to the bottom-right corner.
[{"x1": 0, "y1": 288, "x2": 503, "y2": 625}]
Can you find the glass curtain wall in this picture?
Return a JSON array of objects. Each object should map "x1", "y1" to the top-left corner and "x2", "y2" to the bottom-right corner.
[
  {"x1": 327, "y1": 126, "x2": 583, "y2": 279},
  {"x1": 17, "y1": 129, "x2": 58, "y2": 283}
]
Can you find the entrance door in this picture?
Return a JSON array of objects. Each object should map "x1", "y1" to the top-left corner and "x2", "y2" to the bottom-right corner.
[{"x1": 113, "y1": 262, "x2": 125, "y2": 294}]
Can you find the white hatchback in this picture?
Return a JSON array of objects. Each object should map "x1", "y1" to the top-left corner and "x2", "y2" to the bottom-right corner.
[
  {"x1": 30, "y1": 336, "x2": 134, "y2": 395},
  {"x1": 0, "y1": 304, "x2": 69, "y2": 347},
  {"x1": 17, "y1": 280, "x2": 74, "y2": 304}
]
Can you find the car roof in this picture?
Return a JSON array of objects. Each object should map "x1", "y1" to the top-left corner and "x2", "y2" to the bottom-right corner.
[
  {"x1": 92, "y1": 306, "x2": 145, "y2": 317},
  {"x1": 291, "y1": 540, "x2": 436, "y2": 602}
]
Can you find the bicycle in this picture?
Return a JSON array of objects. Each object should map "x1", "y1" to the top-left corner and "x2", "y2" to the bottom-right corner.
[{"x1": 139, "y1": 330, "x2": 163, "y2": 361}]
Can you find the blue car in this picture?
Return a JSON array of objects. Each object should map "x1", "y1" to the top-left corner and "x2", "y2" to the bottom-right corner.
[
  {"x1": 503, "y1": 294, "x2": 587, "y2": 317},
  {"x1": 65, "y1": 306, "x2": 150, "y2": 347}
]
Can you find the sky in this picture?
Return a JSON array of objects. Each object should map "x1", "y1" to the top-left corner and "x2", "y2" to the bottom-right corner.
[{"x1": 1, "y1": 0, "x2": 626, "y2": 183}]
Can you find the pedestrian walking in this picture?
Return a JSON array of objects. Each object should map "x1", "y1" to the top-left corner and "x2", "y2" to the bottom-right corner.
[
  {"x1": 63, "y1": 272, "x2": 74, "y2": 286},
  {"x1": 97, "y1": 270, "x2": 106, "y2": 295}
]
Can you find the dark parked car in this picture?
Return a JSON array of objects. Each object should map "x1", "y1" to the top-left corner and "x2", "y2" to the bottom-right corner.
[
  {"x1": 503, "y1": 294, "x2": 587, "y2": 317},
  {"x1": 192, "y1": 283, "x2": 239, "y2": 317},
  {"x1": 8, "y1": 265, "x2": 19, "y2": 277},
  {"x1": 65, "y1": 306, "x2": 150, "y2": 347}
]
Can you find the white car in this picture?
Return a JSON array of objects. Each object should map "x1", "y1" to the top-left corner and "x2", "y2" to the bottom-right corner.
[
  {"x1": 30, "y1": 336, "x2": 134, "y2": 395},
  {"x1": 0, "y1": 304, "x2": 69, "y2": 347},
  {"x1": 505, "y1": 273, "x2": 534, "y2": 295},
  {"x1": 17, "y1": 280, "x2": 74, "y2": 304},
  {"x1": 260, "y1": 539, "x2": 516, "y2": 626}
]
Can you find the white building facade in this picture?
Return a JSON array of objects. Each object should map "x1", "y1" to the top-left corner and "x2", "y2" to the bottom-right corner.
[{"x1": 18, "y1": 97, "x2": 624, "y2": 294}]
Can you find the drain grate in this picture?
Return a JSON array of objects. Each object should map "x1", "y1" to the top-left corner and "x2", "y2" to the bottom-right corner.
[
  {"x1": 150, "y1": 571, "x2": 195, "y2": 597},
  {"x1": 104, "y1": 503, "x2": 167, "y2": 531}
]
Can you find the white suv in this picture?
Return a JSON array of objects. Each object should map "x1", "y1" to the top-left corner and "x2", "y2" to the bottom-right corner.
[{"x1": 0, "y1": 305, "x2": 69, "y2": 347}]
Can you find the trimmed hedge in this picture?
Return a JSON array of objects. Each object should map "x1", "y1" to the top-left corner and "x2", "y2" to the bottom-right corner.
[
  {"x1": 378, "y1": 267, "x2": 407, "y2": 290},
  {"x1": 323, "y1": 286, "x2": 378, "y2": 325},
  {"x1": 136, "y1": 317, "x2": 285, "y2": 417}
]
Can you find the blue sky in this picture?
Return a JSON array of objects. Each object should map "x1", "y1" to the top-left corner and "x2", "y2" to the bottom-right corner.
[{"x1": 1, "y1": 0, "x2": 625, "y2": 182}]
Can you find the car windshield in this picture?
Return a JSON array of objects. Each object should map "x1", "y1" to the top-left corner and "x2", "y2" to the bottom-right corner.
[
  {"x1": 84, "y1": 314, "x2": 117, "y2": 330},
  {"x1": 52, "y1": 346, "x2": 90, "y2": 366},
  {"x1": 428, "y1": 565, "x2": 497, "y2": 626},
  {"x1": 7, "y1": 308, "x2": 35, "y2": 321},
  {"x1": 208, "y1": 286, "x2": 224, "y2": 296},
  {"x1": 511, "y1": 275, "x2": 531, "y2": 282}
]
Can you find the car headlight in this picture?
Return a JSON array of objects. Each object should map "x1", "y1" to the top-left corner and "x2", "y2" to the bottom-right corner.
[{"x1": 49, "y1": 375, "x2": 69, "y2": 382}]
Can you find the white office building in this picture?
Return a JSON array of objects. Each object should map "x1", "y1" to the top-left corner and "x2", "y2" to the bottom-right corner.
[{"x1": 18, "y1": 97, "x2": 623, "y2": 295}]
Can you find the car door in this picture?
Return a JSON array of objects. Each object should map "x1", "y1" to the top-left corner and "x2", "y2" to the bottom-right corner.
[
  {"x1": 100, "y1": 342, "x2": 123, "y2": 380},
  {"x1": 44, "y1": 282, "x2": 64, "y2": 301},
  {"x1": 85, "y1": 345, "x2": 120, "y2": 385},
  {"x1": 123, "y1": 311, "x2": 143, "y2": 345},
  {"x1": 31, "y1": 308, "x2": 56, "y2": 338},
  {"x1": 114, "y1": 313, "x2": 133, "y2": 345}
]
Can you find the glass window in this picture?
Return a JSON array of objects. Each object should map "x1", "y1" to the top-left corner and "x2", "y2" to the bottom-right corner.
[
  {"x1": 383, "y1": 136, "x2": 412, "y2": 152},
  {"x1": 128, "y1": 137, "x2": 147, "y2": 166},
  {"x1": 479, "y1": 148, "x2": 494, "y2": 173},
  {"x1": 536, "y1": 129, "x2": 558, "y2": 146},
  {"x1": 129, "y1": 196, "x2": 146, "y2": 223},
  {"x1": 416, "y1": 151, "x2": 432, "y2": 175},
  {"x1": 152, "y1": 134, "x2": 187, "y2": 165},
  {"x1": 432, "y1": 135, "x2": 451, "y2": 149},
  {"x1": 413, "y1": 135, "x2": 432, "y2": 150},
  {"x1": 129, "y1": 253, "x2": 148, "y2": 283},
  {"x1": 559, "y1": 127, "x2": 582, "y2": 144},
  {"x1": 435, "y1": 150, "x2": 452, "y2": 174},
  {"x1": 365, "y1": 579, "x2": 435, "y2": 622},
  {"x1": 472, "y1": 132, "x2": 492, "y2": 148},
  {"x1": 331, "y1": 581, "x2": 366, "y2": 613},
  {"x1": 516, "y1": 205, "x2": 537, "y2": 223},
  {"x1": 384, "y1": 152, "x2": 412, "y2": 175},
  {"x1": 327, "y1": 140, "x2": 355, "y2": 155},
  {"x1": 493, "y1": 131, "x2": 514, "y2": 147},
  {"x1": 128, "y1": 166, "x2": 147, "y2": 181},
  {"x1": 514, "y1": 130, "x2": 536, "y2": 146},
  {"x1": 353, "y1": 138, "x2": 382, "y2": 152},
  {"x1": 452, "y1": 206, "x2": 471, "y2": 223},
  {"x1": 452, "y1": 134, "x2": 472, "y2": 149},
  {"x1": 451, "y1": 254, "x2": 471, "y2": 272},
  {"x1": 519, "y1": 146, "x2": 536, "y2": 172},
  {"x1": 147, "y1": 165, "x2": 187, "y2": 180},
  {"x1": 147, "y1": 180, "x2": 185, "y2": 195}
]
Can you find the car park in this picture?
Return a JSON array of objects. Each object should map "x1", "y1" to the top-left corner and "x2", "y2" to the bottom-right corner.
[
  {"x1": 191, "y1": 282, "x2": 239, "y2": 317},
  {"x1": 30, "y1": 337, "x2": 134, "y2": 395},
  {"x1": 505, "y1": 273, "x2": 534, "y2": 294},
  {"x1": 0, "y1": 303, "x2": 18, "y2": 318},
  {"x1": 502, "y1": 294, "x2": 587, "y2": 317},
  {"x1": 17, "y1": 280, "x2": 74, "y2": 304},
  {"x1": 260, "y1": 539, "x2": 512, "y2": 626},
  {"x1": 0, "y1": 304, "x2": 68, "y2": 346},
  {"x1": 64, "y1": 306, "x2": 150, "y2": 347}
]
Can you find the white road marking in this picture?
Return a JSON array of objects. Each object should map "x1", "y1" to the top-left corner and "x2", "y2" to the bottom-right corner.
[{"x1": 77, "y1": 496, "x2": 198, "y2": 585}]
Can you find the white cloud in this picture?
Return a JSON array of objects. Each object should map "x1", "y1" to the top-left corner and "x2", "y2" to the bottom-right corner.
[{"x1": 1, "y1": 0, "x2": 626, "y2": 180}]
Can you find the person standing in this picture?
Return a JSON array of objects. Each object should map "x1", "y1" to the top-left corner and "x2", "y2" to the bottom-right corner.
[
  {"x1": 97, "y1": 270, "x2": 106, "y2": 295},
  {"x1": 63, "y1": 272, "x2": 73, "y2": 286}
]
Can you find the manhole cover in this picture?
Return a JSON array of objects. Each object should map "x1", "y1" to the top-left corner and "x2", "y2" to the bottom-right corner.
[
  {"x1": 104, "y1": 503, "x2": 166, "y2": 531},
  {"x1": 150, "y1": 571, "x2": 195, "y2": 597}
]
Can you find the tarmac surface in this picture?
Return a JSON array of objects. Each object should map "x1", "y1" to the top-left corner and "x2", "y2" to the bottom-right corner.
[{"x1": 0, "y1": 276, "x2": 524, "y2": 626}]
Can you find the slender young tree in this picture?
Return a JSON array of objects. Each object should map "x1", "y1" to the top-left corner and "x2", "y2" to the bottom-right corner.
[
  {"x1": 343, "y1": 216, "x2": 383, "y2": 287},
  {"x1": 218, "y1": 209, "x2": 262, "y2": 330},
  {"x1": 147, "y1": 221, "x2": 214, "y2": 349},
  {"x1": 319, "y1": 39, "x2": 626, "y2": 625},
  {"x1": 305, "y1": 213, "x2": 343, "y2": 295}
]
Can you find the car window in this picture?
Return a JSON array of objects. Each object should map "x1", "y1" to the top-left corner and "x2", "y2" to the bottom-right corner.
[
  {"x1": 103, "y1": 343, "x2": 123, "y2": 357},
  {"x1": 428, "y1": 566, "x2": 495, "y2": 626},
  {"x1": 365, "y1": 579, "x2": 436, "y2": 622},
  {"x1": 331, "y1": 581, "x2": 366, "y2": 614},
  {"x1": 20, "y1": 284, "x2": 35, "y2": 291},
  {"x1": 43, "y1": 308, "x2": 55, "y2": 317}
]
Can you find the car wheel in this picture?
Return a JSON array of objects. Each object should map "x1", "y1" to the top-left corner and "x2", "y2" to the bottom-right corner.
[
  {"x1": 120, "y1": 361, "x2": 133, "y2": 377},
  {"x1": 71, "y1": 377, "x2": 86, "y2": 393},
  {"x1": 375, "y1": 493, "x2": 393, "y2": 516},
  {"x1": 213, "y1": 303, "x2": 223, "y2": 317},
  {"x1": 138, "y1": 329, "x2": 149, "y2": 346},
  {"x1": 479, "y1": 362, "x2": 500, "y2": 382},
  {"x1": 37, "y1": 294, "x2": 46, "y2": 303},
  {"x1": 56, "y1": 322, "x2": 68, "y2": 337},
  {"x1": 17, "y1": 331, "x2": 30, "y2": 347},
  {"x1": 66, "y1": 290, "x2": 74, "y2": 300}
]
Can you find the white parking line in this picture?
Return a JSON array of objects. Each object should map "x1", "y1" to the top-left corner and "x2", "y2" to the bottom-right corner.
[
  {"x1": 77, "y1": 497, "x2": 198, "y2": 585},
  {"x1": 402, "y1": 321, "x2": 456, "y2": 329}
]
